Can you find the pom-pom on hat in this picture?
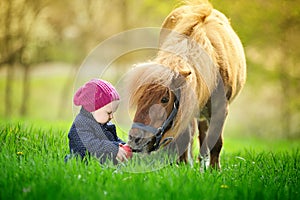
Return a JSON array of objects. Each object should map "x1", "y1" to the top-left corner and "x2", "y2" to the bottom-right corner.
[{"x1": 73, "y1": 79, "x2": 120, "y2": 112}]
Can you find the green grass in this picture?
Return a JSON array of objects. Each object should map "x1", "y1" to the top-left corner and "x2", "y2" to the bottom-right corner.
[{"x1": 0, "y1": 122, "x2": 299, "y2": 200}]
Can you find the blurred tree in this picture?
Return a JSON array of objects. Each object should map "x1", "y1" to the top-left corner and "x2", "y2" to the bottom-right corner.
[
  {"x1": 19, "y1": 0, "x2": 49, "y2": 116},
  {"x1": 0, "y1": 0, "x2": 49, "y2": 116},
  {"x1": 0, "y1": 0, "x2": 14, "y2": 117}
]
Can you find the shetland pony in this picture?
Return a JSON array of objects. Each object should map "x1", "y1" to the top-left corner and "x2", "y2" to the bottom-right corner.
[{"x1": 127, "y1": 0, "x2": 246, "y2": 169}]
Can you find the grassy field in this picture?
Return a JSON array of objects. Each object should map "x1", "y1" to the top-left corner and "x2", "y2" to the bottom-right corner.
[{"x1": 0, "y1": 121, "x2": 299, "y2": 200}]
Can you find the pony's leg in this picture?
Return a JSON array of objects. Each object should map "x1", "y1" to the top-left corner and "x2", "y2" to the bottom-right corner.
[
  {"x1": 198, "y1": 118, "x2": 209, "y2": 168},
  {"x1": 179, "y1": 151, "x2": 188, "y2": 163},
  {"x1": 209, "y1": 133, "x2": 223, "y2": 169},
  {"x1": 207, "y1": 104, "x2": 229, "y2": 169},
  {"x1": 178, "y1": 120, "x2": 196, "y2": 165},
  {"x1": 199, "y1": 117, "x2": 224, "y2": 170},
  {"x1": 178, "y1": 139, "x2": 193, "y2": 165},
  {"x1": 188, "y1": 118, "x2": 197, "y2": 166}
]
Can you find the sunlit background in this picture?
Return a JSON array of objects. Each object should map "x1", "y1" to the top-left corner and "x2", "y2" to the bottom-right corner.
[{"x1": 0, "y1": 0, "x2": 299, "y2": 141}]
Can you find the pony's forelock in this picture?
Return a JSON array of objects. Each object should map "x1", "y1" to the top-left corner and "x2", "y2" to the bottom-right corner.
[{"x1": 127, "y1": 63, "x2": 174, "y2": 105}]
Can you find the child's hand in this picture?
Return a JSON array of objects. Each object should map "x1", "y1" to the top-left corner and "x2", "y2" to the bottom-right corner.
[
  {"x1": 117, "y1": 144, "x2": 132, "y2": 162},
  {"x1": 116, "y1": 146, "x2": 128, "y2": 162},
  {"x1": 121, "y1": 144, "x2": 132, "y2": 158}
]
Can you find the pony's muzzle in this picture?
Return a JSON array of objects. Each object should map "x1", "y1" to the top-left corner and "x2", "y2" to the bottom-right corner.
[{"x1": 128, "y1": 128, "x2": 155, "y2": 153}]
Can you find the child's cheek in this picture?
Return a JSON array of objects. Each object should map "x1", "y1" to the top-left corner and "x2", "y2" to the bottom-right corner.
[{"x1": 92, "y1": 112, "x2": 105, "y2": 123}]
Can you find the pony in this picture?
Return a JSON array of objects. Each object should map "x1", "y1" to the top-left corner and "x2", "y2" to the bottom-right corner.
[{"x1": 126, "y1": 0, "x2": 246, "y2": 169}]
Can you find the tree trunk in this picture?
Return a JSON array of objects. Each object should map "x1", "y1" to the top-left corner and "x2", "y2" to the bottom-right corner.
[
  {"x1": 3, "y1": 0, "x2": 13, "y2": 117},
  {"x1": 20, "y1": 64, "x2": 30, "y2": 116},
  {"x1": 5, "y1": 65, "x2": 14, "y2": 117}
]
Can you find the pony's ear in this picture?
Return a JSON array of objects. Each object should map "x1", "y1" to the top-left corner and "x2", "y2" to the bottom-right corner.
[
  {"x1": 179, "y1": 69, "x2": 191, "y2": 78},
  {"x1": 171, "y1": 72, "x2": 189, "y2": 90}
]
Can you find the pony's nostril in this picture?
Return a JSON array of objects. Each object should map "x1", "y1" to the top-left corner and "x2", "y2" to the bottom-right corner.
[
  {"x1": 135, "y1": 137, "x2": 141, "y2": 143},
  {"x1": 129, "y1": 135, "x2": 133, "y2": 141}
]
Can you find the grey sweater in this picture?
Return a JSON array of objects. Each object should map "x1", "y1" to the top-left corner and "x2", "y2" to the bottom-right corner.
[{"x1": 67, "y1": 108, "x2": 124, "y2": 164}]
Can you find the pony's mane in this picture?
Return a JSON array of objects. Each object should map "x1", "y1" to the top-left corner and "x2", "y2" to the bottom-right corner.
[
  {"x1": 157, "y1": 0, "x2": 218, "y2": 106},
  {"x1": 126, "y1": 63, "x2": 175, "y2": 107}
]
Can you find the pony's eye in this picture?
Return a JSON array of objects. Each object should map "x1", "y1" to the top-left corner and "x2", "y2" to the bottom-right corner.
[{"x1": 161, "y1": 97, "x2": 169, "y2": 104}]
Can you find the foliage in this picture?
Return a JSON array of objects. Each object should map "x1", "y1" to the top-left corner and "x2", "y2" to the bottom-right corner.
[{"x1": 0, "y1": 122, "x2": 299, "y2": 200}]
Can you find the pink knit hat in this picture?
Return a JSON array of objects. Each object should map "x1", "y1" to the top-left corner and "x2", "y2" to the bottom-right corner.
[{"x1": 73, "y1": 79, "x2": 120, "y2": 112}]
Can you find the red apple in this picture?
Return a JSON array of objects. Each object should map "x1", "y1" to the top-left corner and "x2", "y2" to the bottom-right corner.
[{"x1": 119, "y1": 144, "x2": 132, "y2": 159}]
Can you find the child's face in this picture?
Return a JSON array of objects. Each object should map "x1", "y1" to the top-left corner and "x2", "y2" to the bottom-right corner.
[{"x1": 92, "y1": 101, "x2": 119, "y2": 124}]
